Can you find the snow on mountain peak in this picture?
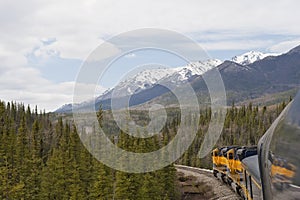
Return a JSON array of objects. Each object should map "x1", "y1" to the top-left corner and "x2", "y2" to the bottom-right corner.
[
  {"x1": 232, "y1": 51, "x2": 279, "y2": 65},
  {"x1": 171, "y1": 59, "x2": 222, "y2": 81},
  {"x1": 103, "y1": 59, "x2": 222, "y2": 99},
  {"x1": 112, "y1": 68, "x2": 175, "y2": 97}
]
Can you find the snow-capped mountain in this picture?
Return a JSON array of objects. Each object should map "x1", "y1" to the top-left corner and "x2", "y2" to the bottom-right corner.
[
  {"x1": 99, "y1": 59, "x2": 221, "y2": 100},
  {"x1": 110, "y1": 68, "x2": 175, "y2": 98},
  {"x1": 56, "y1": 59, "x2": 221, "y2": 112},
  {"x1": 232, "y1": 51, "x2": 280, "y2": 65},
  {"x1": 170, "y1": 59, "x2": 222, "y2": 82},
  {"x1": 54, "y1": 45, "x2": 300, "y2": 113}
]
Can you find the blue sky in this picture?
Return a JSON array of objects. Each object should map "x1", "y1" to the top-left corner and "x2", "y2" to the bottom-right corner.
[
  {"x1": 26, "y1": 33, "x2": 300, "y2": 87},
  {"x1": 1, "y1": 0, "x2": 300, "y2": 111}
]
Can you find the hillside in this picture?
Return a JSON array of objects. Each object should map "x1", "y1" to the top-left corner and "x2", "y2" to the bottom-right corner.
[
  {"x1": 139, "y1": 45, "x2": 300, "y2": 108},
  {"x1": 56, "y1": 45, "x2": 300, "y2": 113}
]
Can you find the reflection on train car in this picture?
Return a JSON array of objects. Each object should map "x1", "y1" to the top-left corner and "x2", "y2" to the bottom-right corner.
[
  {"x1": 258, "y1": 90, "x2": 300, "y2": 199},
  {"x1": 212, "y1": 89, "x2": 300, "y2": 199},
  {"x1": 269, "y1": 153, "x2": 297, "y2": 190}
]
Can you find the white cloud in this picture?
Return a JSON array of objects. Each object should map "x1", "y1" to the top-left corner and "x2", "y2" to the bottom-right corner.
[
  {"x1": 268, "y1": 39, "x2": 300, "y2": 53},
  {"x1": 1, "y1": 0, "x2": 300, "y2": 111},
  {"x1": 201, "y1": 40, "x2": 274, "y2": 51},
  {"x1": 1, "y1": 0, "x2": 300, "y2": 61},
  {"x1": 124, "y1": 53, "x2": 136, "y2": 58},
  {"x1": 0, "y1": 66, "x2": 106, "y2": 111},
  {"x1": 86, "y1": 42, "x2": 122, "y2": 62}
]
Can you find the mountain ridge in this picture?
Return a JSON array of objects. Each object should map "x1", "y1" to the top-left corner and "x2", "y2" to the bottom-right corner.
[
  {"x1": 231, "y1": 51, "x2": 279, "y2": 65},
  {"x1": 55, "y1": 46, "x2": 300, "y2": 113}
]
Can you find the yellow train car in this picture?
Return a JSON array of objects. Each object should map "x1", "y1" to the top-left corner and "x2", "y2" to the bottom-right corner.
[
  {"x1": 212, "y1": 148, "x2": 220, "y2": 167},
  {"x1": 270, "y1": 157, "x2": 296, "y2": 189},
  {"x1": 212, "y1": 147, "x2": 228, "y2": 180},
  {"x1": 226, "y1": 148, "x2": 243, "y2": 174},
  {"x1": 211, "y1": 90, "x2": 300, "y2": 200},
  {"x1": 271, "y1": 158, "x2": 296, "y2": 179},
  {"x1": 212, "y1": 146, "x2": 298, "y2": 200},
  {"x1": 213, "y1": 146, "x2": 260, "y2": 200}
]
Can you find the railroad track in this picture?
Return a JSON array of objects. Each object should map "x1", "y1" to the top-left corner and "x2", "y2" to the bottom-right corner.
[{"x1": 175, "y1": 165, "x2": 241, "y2": 200}]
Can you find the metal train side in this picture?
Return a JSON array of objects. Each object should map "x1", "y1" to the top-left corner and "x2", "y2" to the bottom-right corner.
[
  {"x1": 212, "y1": 90, "x2": 300, "y2": 200},
  {"x1": 258, "y1": 91, "x2": 300, "y2": 200},
  {"x1": 212, "y1": 146, "x2": 261, "y2": 200}
]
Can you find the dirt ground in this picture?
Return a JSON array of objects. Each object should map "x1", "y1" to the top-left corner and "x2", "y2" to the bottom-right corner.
[{"x1": 176, "y1": 165, "x2": 241, "y2": 200}]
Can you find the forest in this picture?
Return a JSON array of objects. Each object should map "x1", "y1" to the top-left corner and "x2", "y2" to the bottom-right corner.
[{"x1": 0, "y1": 99, "x2": 289, "y2": 199}]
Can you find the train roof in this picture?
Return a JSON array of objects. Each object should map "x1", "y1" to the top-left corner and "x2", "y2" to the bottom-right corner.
[
  {"x1": 241, "y1": 154, "x2": 261, "y2": 186},
  {"x1": 237, "y1": 146, "x2": 257, "y2": 161},
  {"x1": 220, "y1": 146, "x2": 239, "y2": 152}
]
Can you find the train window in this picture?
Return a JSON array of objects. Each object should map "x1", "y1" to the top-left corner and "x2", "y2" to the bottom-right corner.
[{"x1": 229, "y1": 153, "x2": 233, "y2": 159}]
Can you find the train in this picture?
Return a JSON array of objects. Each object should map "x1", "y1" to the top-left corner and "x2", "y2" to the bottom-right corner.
[{"x1": 212, "y1": 90, "x2": 300, "y2": 200}]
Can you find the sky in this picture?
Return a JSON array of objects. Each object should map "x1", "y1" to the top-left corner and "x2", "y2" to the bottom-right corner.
[{"x1": 1, "y1": 0, "x2": 300, "y2": 111}]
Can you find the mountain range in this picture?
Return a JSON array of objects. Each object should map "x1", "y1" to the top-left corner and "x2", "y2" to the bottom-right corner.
[
  {"x1": 231, "y1": 51, "x2": 279, "y2": 65},
  {"x1": 56, "y1": 46, "x2": 300, "y2": 113}
]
